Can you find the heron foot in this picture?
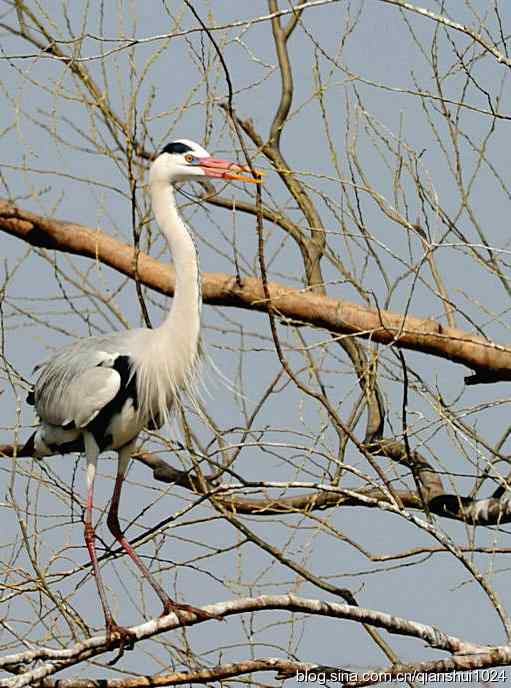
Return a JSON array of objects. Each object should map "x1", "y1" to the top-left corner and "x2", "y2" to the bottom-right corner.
[
  {"x1": 161, "y1": 599, "x2": 221, "y2": 622},
  {"x1": 105, "y1": 619, "x2": 136, "y2": 656}
]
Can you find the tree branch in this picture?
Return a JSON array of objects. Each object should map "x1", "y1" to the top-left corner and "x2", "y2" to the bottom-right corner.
[
  {"x1": 2, "y1": 199, "x2": 510, "y2": 380},
  {"x1": 4, "y1": 442, "x2": 511, "y2": 527},
  {"x1": 0, "y1": 593, "x2": 498, "y2": 687}
]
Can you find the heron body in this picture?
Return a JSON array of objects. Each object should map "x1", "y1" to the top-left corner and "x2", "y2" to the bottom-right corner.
[
  {"x1": 25, "y1": 139, "x2": 260, "y2": 640},
  {"x1": 30, "y1": 333, "x2": 151, "y2": 453}
]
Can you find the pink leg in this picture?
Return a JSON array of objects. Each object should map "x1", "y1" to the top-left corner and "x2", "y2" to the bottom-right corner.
[
  {"x1": 84, "y1": 433, "x2": 135, "y2": 645},
  {"x1": 107, "y1": 443, "x2": 215, "y2": 620}
]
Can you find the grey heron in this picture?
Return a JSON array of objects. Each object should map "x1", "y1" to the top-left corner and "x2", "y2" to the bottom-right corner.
[{"x1": 24, "y1": 139, "x2": 260, "y2": 641}]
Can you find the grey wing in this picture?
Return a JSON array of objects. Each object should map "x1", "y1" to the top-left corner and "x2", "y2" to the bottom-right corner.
[{"x1": 33, "y1": 349, "x2": 122, "y2": 428}]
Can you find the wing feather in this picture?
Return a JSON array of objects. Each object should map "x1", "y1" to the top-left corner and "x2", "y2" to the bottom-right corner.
[
  {"x1": 63, "y1": 368, "x2": 121, "y2": 428},
  {"x1": 34, "y1": 349, "x2": 123, "y2": 428}
]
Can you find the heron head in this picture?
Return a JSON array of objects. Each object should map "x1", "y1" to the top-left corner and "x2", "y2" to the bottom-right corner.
[{"x1": 150, "y1": 139, "x2": 262, "y2": 185}]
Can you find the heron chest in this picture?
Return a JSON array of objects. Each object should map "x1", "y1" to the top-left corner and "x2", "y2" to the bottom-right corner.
[
  {"x1": 103, "y1": 399, "x2": 144, "y2": 450},
  {"x1": 83, "y1": 355, "x2": 145, "y2": 450}
]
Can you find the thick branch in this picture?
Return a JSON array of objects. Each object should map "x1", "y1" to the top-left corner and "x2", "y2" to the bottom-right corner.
[
  {"x1": 291, "y1": 651, "x2": 511, "y2": 687},
  {"x1": 36, "y1": 658, "x2": 312, "y2": 688},
  {"x1": 364, "y1": 438, "x2": 444, "y2": 503},
  {"x1": 4, "y1": 443, "x2": 511, "y2": 527},
  {"x1": 0, "y1": 593, "x2": 494, "y2": 687},
  {"x1": 2, "y1": 200, "x2": 510, "y2": 379},
  {"x1": 34, "y1": 649, "x2": 511, "y2": 687}
]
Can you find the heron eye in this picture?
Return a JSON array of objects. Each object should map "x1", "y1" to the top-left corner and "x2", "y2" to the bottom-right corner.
[{"x1": 184, "y1": 153, "x2": 194, "y2": 163}]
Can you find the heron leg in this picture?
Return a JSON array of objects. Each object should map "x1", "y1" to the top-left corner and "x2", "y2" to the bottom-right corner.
[
  {"x1": 107, "y1": 442, "x2": 216, "y2": 622},
  {"x1": 84, "y1": 432, "x2": 135, "y2": 646}
]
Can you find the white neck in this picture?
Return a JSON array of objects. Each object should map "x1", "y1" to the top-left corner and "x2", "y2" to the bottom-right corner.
[{"x1": 150, "y1": 179, "x2": 201, "y2": 387}]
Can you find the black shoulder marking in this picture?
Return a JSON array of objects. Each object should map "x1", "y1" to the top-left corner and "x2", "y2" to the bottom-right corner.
[
  {"x1": 52, "y1": 437, "x2": 84, "y2": 455},
  {"x1": 160, "y1": 141, "x2": 193, "y2": 156},
  {"x1": 26, "y1": 389, "x2": 35, "y2": 406},
  {"x1": 112, "y1": 355, "x2": 135, "y2": 388},
  {"x1": 87, "y1": 355, "x2": 138, "y2": 451}
]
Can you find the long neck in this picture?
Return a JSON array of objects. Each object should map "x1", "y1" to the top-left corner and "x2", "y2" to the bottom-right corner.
[{"x1": 150, "y1": 179, "x2": 201, "y2": 382}]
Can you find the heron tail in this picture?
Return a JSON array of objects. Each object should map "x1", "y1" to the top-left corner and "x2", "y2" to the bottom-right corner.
[{"x1": 19, "y1": 432, "x2": 36, "y2": 457}]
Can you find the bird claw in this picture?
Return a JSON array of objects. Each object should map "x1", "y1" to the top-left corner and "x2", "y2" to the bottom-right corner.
[
  {"x1": 161, "y1": 600, "x2": 221, "y2": 622},
  {"x1": 105, "y1": 619, "x2": 136, "y2": 664}
]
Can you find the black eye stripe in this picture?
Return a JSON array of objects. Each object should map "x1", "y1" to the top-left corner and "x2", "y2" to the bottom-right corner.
[{"x1": 160, "y1": 142, "x2": 194, "y2": 156}]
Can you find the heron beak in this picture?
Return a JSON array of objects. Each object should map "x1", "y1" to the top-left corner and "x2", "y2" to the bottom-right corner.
[{"x1": 199, "y1": 157, "x2": 264, "y2": 184}]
